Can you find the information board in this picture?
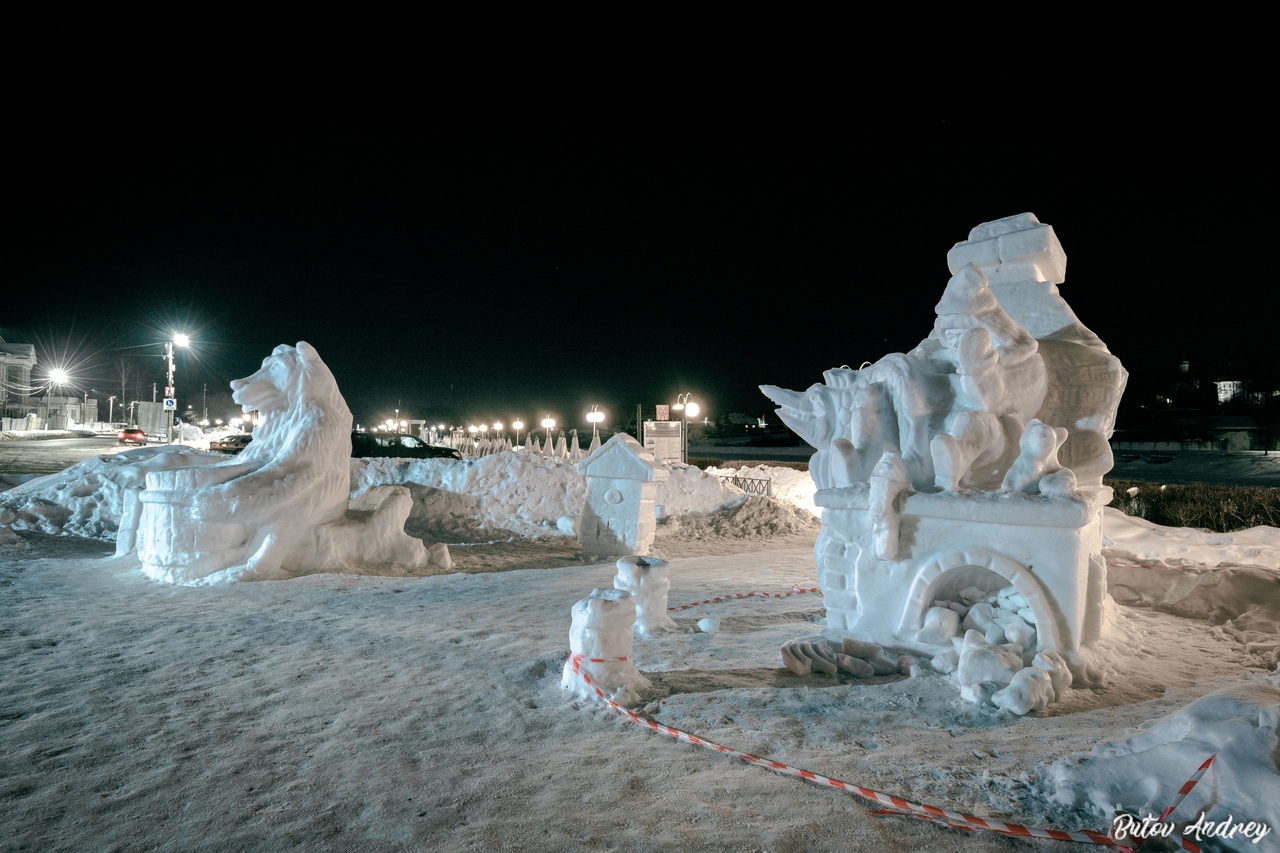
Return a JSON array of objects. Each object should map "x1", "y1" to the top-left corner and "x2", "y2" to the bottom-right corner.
[{"x1": 643, "y1": 420, "x2": 682, "y2": 462}]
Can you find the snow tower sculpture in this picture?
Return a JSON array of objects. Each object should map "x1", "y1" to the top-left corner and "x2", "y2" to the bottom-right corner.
[
  {"x1": 761, "y1": 214, "x2": 1126, "y2": 677},
  {"x1": 124, "y1": 341, "x2": 449, "y2": 584}
]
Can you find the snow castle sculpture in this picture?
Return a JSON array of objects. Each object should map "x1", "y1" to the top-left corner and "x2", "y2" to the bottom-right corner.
[
  {"x1": 761, "y1": 214, "x2": 1127, "y2": 678},
  {"x1": 123, "y1": 342, "x2": 450, "y2": 584}
]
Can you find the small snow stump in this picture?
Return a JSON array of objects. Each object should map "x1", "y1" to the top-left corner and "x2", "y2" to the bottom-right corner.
[
  {"x1": 613, "y1": 555, "x2": 677, "y2": 637},
  {"x1": 561, "y1": 588, "x2": 651, "y2": 707}
]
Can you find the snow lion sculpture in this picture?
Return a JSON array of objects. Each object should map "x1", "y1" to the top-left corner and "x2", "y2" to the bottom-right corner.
[{"x1": 123, "y1": 341, "x2": 450, "y2": 584}]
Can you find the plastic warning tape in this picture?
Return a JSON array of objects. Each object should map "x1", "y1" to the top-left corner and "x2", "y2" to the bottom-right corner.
[
  {"x1": 566, "y1": 654, "x2": 1183, "y2": 849},
  {"x1": 1158, "y1": 753, "x2": 1215, "y2": 823},
  {"x1": 667, "y1": 585, "x2": 820, "y2": 612},
  {"x1": 1111, "y1": 756, "x2": 1216, "y2": 852}
]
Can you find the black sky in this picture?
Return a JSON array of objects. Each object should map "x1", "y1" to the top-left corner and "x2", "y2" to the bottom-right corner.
[{"x1": 5, "y1": 36, "x2": 1273, "y2": 434}]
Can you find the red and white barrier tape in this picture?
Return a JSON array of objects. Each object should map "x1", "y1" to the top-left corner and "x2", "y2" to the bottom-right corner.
[
  {"x1": 1110, "y1": 754, "x2": 1216, "y2": 852},
  {"x1": 667, "y1": 584, "x2": 820, "y2": 612},
  {"x1": 1159, "y1": 754, "x2": 1215, "y2": 823},
  {"x1": 576, "y1": 584, "x2": 1226, "y2": 847},
  {"x1": 567, "y1": 654, "x2": 1187, "y2": 848}
]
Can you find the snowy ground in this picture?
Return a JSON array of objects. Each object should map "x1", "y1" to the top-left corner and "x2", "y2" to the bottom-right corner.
[{"x1": 2, "y1": 446, "x2": 1278, "y2": 852}]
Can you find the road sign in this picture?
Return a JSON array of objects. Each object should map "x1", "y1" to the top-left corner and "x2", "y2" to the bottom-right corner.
[{"x1": 163, "y1": 398, "x2": 176, "y2": 410}]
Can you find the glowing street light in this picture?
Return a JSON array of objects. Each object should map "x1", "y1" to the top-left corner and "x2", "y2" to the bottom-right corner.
[
  {"x1": 586, "y1": 405, "x2": 604, "y2": 443},
  {"x1": 672, "y1": 393, "x2": 700, "y2": 464},
  {"x1": 512, "y1": 419, "x2": 524, "y2": 447},
  {"x1": 541, "y1": 415, "x2": 555, "y2": 449},
  {"x1": 43, "y1": 368, "x2": 69, "y2": 429}
]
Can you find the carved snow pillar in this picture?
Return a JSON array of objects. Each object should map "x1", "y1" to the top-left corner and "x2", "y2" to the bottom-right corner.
[
  {"x1": 560, "y1": 588, "x2": 650, "y2": 706},
  {"x1": 614, "y1": 555, "x2": 677, "y2": 637},
  {"x1": 576, "y1": 433, "x2": 668, "y2": 559}
]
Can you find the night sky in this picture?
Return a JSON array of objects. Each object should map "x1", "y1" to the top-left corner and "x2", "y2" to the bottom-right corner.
[{"x1": 6, "y1": 42, "x2": 1271, "y2": 434}]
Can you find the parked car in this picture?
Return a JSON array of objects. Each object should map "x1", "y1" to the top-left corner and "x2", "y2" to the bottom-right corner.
[
  {"x1": 118, "y1": 427, "x2": 147, "y2": 446},
  {"x1": 350, "y1": 431, "x2": 462, "y2": 460},
  {"x1": 209, "y1": 434, "x2": 253, "y2": 454}
]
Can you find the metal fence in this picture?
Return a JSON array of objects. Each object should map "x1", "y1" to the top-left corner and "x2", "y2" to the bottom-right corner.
[{"x1": 718, "y1": 474, "x2": 773, "y2": 497}]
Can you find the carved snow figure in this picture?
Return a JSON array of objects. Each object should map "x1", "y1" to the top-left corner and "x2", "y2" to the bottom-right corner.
[
  {"x1": 924, "y1": 264, "x2": 1046, "y2": 492},
  {"x1": 781, "y1": 636, "x2": 909, "y2": 678},
  {"x1": 126, "y1": 342, "x2": 448, "y2": 584},
  {"x1": 760, "y1": 366, "x2": 861, "y2": 490},
  {"x1": 1002, "y1": 418, "x2": 1070, "y2": 495},
  {"x1": 561, "y1": 588, "x2": 651, "y2": 707},
  {"x1": 613, "y1": 555, "x2": 677, "y2": 637},
  {"x1": 761, "y1": 214, "x2": 1127, "y2": 703},
  {"x1": 577, "y1": 434, "x2": 668, "y2": 559},
  {"x1": 869, "y1": 450, "x2": 909, "y2": 559}
]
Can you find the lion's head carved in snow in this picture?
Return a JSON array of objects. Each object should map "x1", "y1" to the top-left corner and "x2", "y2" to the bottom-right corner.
[{"x1": 230, "y1": 341, "x2": 353, "y2": 470}]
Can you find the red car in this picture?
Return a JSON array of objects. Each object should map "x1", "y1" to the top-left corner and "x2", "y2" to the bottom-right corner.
[{"x1": 118, "y1": 428, "x2": 147, "y2": 446}]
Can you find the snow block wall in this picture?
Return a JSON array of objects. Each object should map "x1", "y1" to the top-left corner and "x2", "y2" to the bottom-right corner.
[{"x1": 763, "y1": 214, "x2": 1127, "y2": 674}]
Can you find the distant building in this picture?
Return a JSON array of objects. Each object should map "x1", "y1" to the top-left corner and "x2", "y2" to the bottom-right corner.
[
  {"x1": 1112, "y1": 357, "x2": 1279, "y2": 452},
  {"x1": 0, "y1": 341, "x2": 38, "y2": 425}
]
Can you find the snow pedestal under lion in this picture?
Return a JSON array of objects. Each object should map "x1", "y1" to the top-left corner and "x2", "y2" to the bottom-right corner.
[
  {"x1": 576, "y1": 434, "x2": 668, "y2": 559},
  {"x1": 561, "y1": 588, "x2": 651, "y2": 707}
]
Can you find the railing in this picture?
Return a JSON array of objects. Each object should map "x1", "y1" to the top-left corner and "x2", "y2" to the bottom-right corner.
[{"x1": 718, "y1": 474, "x2": 772, "y2": 497}]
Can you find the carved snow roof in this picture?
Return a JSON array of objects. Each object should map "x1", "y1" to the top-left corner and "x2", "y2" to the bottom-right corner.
[{"x1": 577, "y1": 433, "x2": 668, "y2": 481}]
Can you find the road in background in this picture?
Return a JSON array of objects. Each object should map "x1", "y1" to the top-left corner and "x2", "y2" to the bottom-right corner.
[
  {"x1": 3, "y1": 436, "x2": 1276, "y2": 487},
  {"x1": 1, "y1": 437, "x2": 133, "y2": 478}
]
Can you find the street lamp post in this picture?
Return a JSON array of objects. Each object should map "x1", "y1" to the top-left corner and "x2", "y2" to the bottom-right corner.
[
  {"x1": 512, "y1": 419, "x2": 524, "y2": 448},
  {"x1": 164, "y1": 333, "x2": 189, "y2": 444},
  {"x1": 587, "y1": 405, "x2": 604, "y2": 445},
  {"x1": 672, "y1": 393, "x2": 700, "y2": 464},
  {"x1": 541, "y1": 416, "x2": 555, "y2": 452}
]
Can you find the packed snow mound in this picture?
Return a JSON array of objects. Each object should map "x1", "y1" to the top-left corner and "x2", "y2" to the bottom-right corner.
[
  {"x1": 656, "y1": 494, "x2": 821, "y2": 543},
  {"x1": 706, "y1": 463, "x2": 817, "y2": 517},
  {"x1": 352, "y1": 451, "x2": 587, "y2": 540},
  {"x1": 0, "y1": 446, "x2": 221, "y2": 542},
  {"x1": 2, "y1": 447, "x2": 810, "y2": 550},
  {"x1": 350, "y1": 453, "x2": 806, "y2": 542},
  {"x1": 1050, "y1": 676, "x2": 1280, "y2": 852},
  {"x1": 1103, "y1": 506, "x2": 1280, "y2": 570}
]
